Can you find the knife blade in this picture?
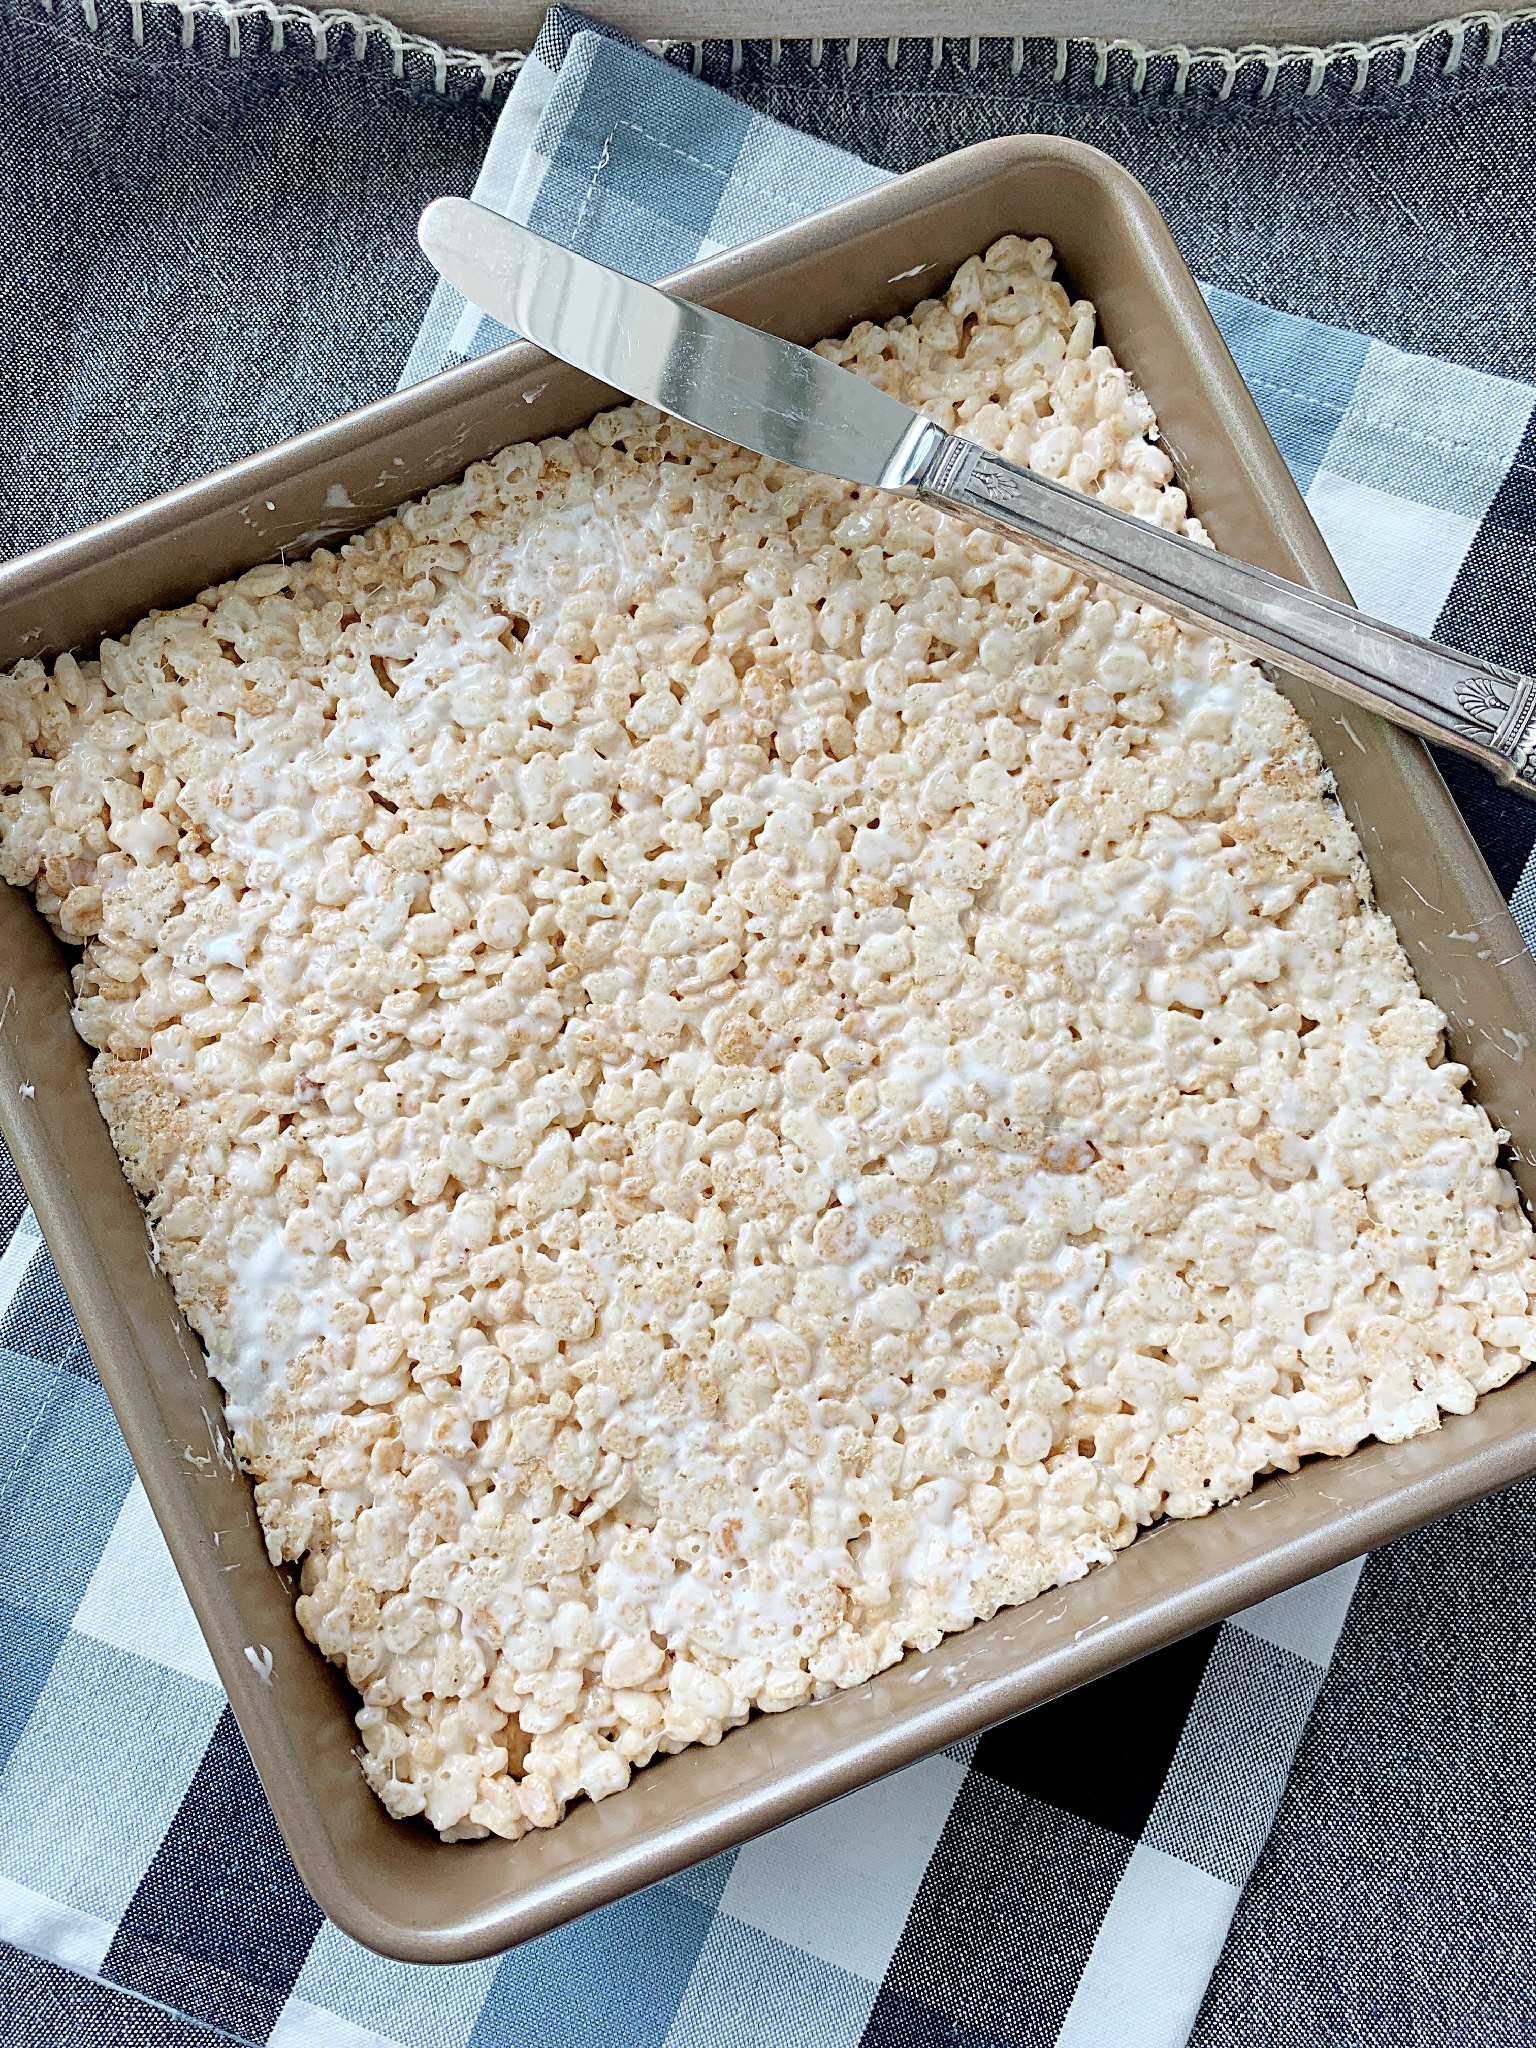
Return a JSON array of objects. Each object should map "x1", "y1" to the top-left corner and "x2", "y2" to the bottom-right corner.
[{"x1": 418, "y1": 195, "x2": 1536, "y2": 803}]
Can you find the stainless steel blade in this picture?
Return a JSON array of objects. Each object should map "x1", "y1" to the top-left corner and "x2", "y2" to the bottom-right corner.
[
  {"x1": 417, "y1": 196, "x2": 940, "y2": 492},
  {"x1": 417, "y1": 196, "x2": 1536, "y2": 801}
]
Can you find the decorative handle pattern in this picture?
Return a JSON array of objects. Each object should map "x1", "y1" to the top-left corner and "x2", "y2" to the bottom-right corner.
[{"x1": 907, "y1": 434, "x2": 1536, "y2": 802}]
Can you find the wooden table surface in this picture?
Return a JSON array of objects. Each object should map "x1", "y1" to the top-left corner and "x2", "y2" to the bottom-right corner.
[{"x1": 387, "y1": 4, "x2": 1463, "y2": 56}]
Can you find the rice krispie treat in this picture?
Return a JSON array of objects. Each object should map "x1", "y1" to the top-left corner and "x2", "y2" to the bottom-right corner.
[{"x1": 4, "y1": 236, "x2": 1534, "y2": 1842}]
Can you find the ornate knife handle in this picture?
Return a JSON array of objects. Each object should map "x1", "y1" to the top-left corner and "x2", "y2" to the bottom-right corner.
[{"x1": 901, "y1": 430, "x2": 1536, "y2": 802}]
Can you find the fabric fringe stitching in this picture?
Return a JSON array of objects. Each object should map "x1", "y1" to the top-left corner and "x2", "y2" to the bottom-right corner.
[
  {"x1": 27, "y1": 0, "x2": 1536, "y2": 102},
  {"x1": 29, "y1": 0, "x2": 1536, "y2": 101},
  {"x1": 33, "y1": 0, "x2": 526, "y2": 94},
  {"x1": 685, "y1": 5, "x2": 1533, "y2": 97}
]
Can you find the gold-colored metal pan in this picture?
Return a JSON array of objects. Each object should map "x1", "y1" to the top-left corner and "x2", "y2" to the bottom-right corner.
[{"x1": 3, "y1": 135, "x2": 1531, "y2": 1960}]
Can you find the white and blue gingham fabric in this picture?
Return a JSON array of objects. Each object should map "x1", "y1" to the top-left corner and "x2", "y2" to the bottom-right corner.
[
  {"x1": 9, "y1": 10, "x2": 1536, "y2": 2047},
  {"x1": 0, "y1": 1200, "x2": 1370, "y2": 2044}
]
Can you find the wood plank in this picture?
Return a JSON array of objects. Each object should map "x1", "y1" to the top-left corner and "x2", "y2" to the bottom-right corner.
[{"x1": 396, "y1": 4, "x2": 1463, "y2": 58}]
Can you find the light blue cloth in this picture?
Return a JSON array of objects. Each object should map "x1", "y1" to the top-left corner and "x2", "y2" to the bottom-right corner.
[{"x1": 400, "y1": 8, "x2": 885, "y2": 386}]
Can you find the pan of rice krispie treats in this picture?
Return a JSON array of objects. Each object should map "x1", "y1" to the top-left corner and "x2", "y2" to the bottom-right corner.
[{"x1": 5, "y1": 137, "x2": 1536, "y2": 1958}]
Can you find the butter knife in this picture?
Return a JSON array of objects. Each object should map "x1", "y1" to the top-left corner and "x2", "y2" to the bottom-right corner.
[{"x1": 418, "y1": 196, "x2": 1536, "y2": 803}]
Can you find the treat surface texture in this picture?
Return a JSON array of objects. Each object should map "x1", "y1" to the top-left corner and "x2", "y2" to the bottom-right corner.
[{"x1": 4, "y1": 237, "x2": 1533, "y2": 1842}]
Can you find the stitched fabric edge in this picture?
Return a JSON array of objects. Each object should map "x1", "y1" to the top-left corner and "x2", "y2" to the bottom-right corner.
[
  {"x1": 660, "y1": 5, "x2": 1535, "y2": 98},
  {"x1": 19, "y1": 0, "x2": 1535, "y2": 102},
  {"x1": 23, "y1": 0, "x2": 528, "y2": 94}
]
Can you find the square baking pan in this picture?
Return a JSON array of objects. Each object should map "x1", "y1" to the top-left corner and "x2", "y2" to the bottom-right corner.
[{"x1": 4, "y1": 134, "x2": 1535, "y2": 1963}]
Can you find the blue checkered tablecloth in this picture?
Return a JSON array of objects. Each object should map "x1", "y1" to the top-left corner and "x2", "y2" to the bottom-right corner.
[{"x1": 7, "y1": 8, "x2": 1536, "y2": 2046}]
